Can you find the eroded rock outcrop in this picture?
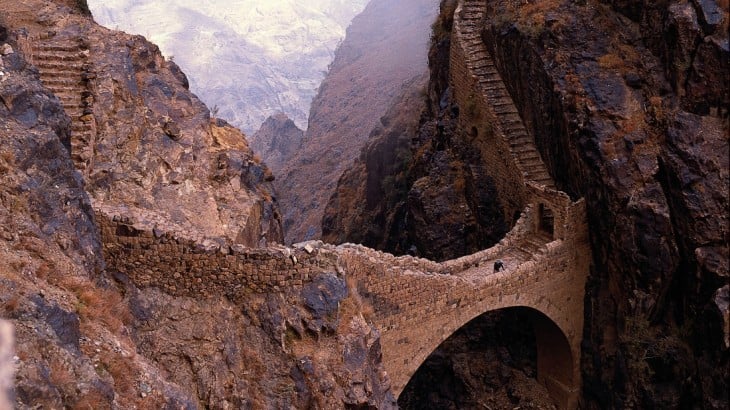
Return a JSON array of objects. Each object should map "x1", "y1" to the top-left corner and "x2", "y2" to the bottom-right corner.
[
  {"x1": 9, "y1": 0, "x2": 283, "y2": 247},
  {"x1": 251, "y1": 112, "x2": 304, "y2": 174}
]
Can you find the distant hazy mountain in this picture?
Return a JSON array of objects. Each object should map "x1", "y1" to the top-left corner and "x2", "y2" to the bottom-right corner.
[{"x1": 87, "y1": 0, "x2": 368, "y2": 133}]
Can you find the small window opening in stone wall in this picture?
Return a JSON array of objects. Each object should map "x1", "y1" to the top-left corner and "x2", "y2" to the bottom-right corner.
[{"x1": 539, "y1": 204, "x2": 554, "y2": 237}]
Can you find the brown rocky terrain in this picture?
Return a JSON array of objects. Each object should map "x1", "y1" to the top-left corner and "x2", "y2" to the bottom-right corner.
[
  {"x1": 276, "y1": 0, "x2": 438, "y2": 243},
  {"x1": 1, "y1": 1, "x2": 396, "y2": 408},
  {"x1": 2, "y1": 0, "x2": 727, "y2": 408},
  {"x1": 6, "y1": 0, "x2": 283, "y2": 247},
  {"x1": 251, "y1": 112, "x2": 304, "y2": 175},
  {"x1": 327, "y1": 0, "x2": 728, "y2": 408}
]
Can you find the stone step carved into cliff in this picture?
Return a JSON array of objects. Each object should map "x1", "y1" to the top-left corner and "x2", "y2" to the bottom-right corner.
[
  {"x1": 29, "y1": 35, "x2": 96, "y2": 174},
  {"x1": 452, "y1": 0, "x2": 556, "y2": 191}
]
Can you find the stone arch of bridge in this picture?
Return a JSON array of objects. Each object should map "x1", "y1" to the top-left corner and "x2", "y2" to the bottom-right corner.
[{"x1": 395, "y1": 305, "x2": 577, "y2": 409}]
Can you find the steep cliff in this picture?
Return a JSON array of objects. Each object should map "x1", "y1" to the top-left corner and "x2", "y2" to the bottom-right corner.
[
  {"x1": 477, "y1": 0, "x2": 728, "y2": 407},
  {"x1": 83, "y1": 22, "x2": 282, "y2": 246},
  {"x1": 323, "y1": 1, "x2": 510, "y2": 261},
  {"x1": 276, "y1": 0, "x2": 438, "y2": 243},
  {"x1": 329, "y1": 0, "x2": 728, "y2": 407},
  {"x1": 1, "y1": 2, "x2": 396, "y2": 408}
]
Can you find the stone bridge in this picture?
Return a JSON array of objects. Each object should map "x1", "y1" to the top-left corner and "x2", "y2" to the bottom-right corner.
[
  {"x1": 97, "y1": 182, "x2": 588, "y2": 408},
  {"x1": 20, "y1": 0, "x2": 591, "y2": 407}
]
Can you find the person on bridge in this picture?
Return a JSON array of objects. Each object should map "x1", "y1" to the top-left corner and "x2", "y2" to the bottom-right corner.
[{"x1": 493, "y1": 259, "x2": 505, "y2": 272}]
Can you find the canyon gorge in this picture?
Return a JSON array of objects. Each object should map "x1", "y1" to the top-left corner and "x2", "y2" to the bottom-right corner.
[{"x1": 0, "y1": 0, "x2": 728, "y2": 409}]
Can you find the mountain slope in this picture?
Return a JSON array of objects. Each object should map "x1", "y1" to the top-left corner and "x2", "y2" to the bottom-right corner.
[
  {"x1": 87, "y1": 0, "x2": 368, "y2": 133},
  {"x1": 277, "y1": 0, "x2": 438, "y2": 242}
]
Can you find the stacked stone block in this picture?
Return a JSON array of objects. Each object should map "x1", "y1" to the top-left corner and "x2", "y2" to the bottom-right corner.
[
  {"x1": 98, "y1": 211, "x2": 339, "y2": 301},
  {"x1": 31, "y1": 34, "x2": 97, "y2": 174}
]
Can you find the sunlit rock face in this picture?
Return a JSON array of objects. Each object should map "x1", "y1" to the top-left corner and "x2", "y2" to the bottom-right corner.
[{"x1": 87, "y1": 0, "x2": 368, "y2": 133}]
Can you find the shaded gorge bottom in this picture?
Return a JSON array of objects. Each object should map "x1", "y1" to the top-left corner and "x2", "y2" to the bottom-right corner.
[{"x1": 398, "y1": 307, "x2": 557, "y2": 409}]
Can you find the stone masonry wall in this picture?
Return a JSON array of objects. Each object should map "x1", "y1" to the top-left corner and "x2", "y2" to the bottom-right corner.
[
  {"x1": 339, "y1": 190, "x2": 590, "y2": 406},
  {"x1": 96, "y1": 182, "x2": 589, "y2": 408},
  {"x1": 98, "y1": 211, "x2": 338, "y2": 301},
  {"x1": 448, "y1": 14, "x2": 529, "y2": 223}
]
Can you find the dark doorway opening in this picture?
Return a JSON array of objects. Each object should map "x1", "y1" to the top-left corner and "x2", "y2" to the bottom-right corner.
[{"x1": 539, "y1": 203, "x2": 554, "y2": 237}]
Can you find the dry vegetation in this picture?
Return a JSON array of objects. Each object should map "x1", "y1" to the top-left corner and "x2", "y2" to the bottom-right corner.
[{"x1": 499, "y1": 0, "x2": 567, "y2": 38}]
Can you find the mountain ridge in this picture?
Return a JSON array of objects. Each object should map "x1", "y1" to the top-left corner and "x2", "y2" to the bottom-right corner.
[{"x1": 87, "y1": 0, "x2": 368, "y2": 133}]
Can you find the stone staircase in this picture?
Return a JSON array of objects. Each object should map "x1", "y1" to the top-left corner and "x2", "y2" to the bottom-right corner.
[
  {"x1": 458, "y1": 0, "x2": 555, "y2": 189},
  {"x1": 31, "y1": 37, "x2": 96, "y2": 173}
]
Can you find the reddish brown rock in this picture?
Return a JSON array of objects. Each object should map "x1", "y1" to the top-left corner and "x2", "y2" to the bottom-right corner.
[{"x1": 0, "y1": 3, "x2": 394, "y2": 409}]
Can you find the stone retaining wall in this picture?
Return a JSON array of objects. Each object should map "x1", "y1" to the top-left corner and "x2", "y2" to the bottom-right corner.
[
  {"x1": 448, "y1": 12, "x2": 528, "y2": 223},
  {"x1": 98, "y1": 211, "x2": 338, "y2": 301}
]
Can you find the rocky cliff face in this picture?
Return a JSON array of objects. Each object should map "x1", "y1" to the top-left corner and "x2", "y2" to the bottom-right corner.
[
  {"x1": 477, "y1": 0, "x2": 727, "y2": 407},
  {"x1": 328, "y1": 0, "x2": 728, "y2": 407},
  {"x1": 323, "y1": 0, "x2": 509, "y2": 261},
  {"x1": 276, "y1": 0, "x2": 438, "y2": 243},
  {"x1": 251, "y1": 112, "x2": 304, "y2": 174},
  {"x1": 84, "y1": 25, "x2": 282, "y2": 246},
  {"x1": 1, "y1": 2, "x2": 395, "y2": 408},
  {"x1": 9, "y1": 0, "x2": 283, "y2": 246}
]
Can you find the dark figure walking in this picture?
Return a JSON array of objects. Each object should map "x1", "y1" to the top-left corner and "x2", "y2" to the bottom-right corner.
[{"x1": 493, "y1": 259, "x2": 505, "y2": 272}]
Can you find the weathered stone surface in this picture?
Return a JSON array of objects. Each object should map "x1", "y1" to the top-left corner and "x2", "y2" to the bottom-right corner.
[
  {"x1": 478, "y1": 0, "x2": 728, "y2": 407},
  {"x1": 0, "y1": 3, "x2": 388, "y2": 409},
  {"x1": 600, "y1": 0, "x2": 729, "y2": 115},
  {"x1": 35, "y1": 297, "x2": 80, "y2": 350},
  {"x1": 8, "y1": 0, "x2": 283, "y2": 246},
  {"x1": 301, "y1": 273, "x2": 348, "y2": 335},
  {"x1": 128, "y1": 275, "x2": 396, "y2": 409}
]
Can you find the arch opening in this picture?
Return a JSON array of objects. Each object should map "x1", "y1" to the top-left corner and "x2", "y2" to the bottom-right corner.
[{"x1": 398, "y1": 307, "x2": 573, "y2": 409}]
